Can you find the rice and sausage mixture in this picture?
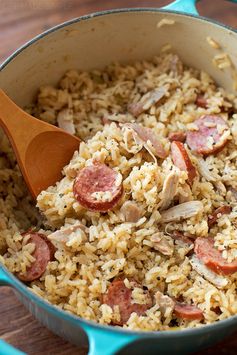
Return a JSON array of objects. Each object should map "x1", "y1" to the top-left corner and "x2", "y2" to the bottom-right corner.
[{"x1": 1, "y1": 53, "x2": 237, "y2": 331}]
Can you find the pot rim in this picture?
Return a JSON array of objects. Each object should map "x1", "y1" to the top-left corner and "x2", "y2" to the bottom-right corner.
[
  {"x1": 0, "y1": 6, "x2": 236, "y2": 73},
  {"x1": 2, "y1": 260, "x2": 237, "y2": 337},
  {"x1": 0, "y1": 6, "x2": 237, "y2": 339}
]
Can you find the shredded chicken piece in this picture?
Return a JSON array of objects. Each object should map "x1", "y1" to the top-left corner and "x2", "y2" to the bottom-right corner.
[
  {"x1": 57, "y1": 108, "x2": 75, "y2": 135},
  {"x1": 128, "y1": 123, "x2": 167, "y2": 159},
  {"x1": 150, "y1": 233, "x2": 174, "y2": 256},
  {"x1": 122, "y1": 123, "x2": 167, "y2": 161},
  {"x1": 142, "y1": 87, "x2": 167, "y2": 110},
  {"x1": 161, "y1": 201, "x2": 203, "y2": 222},
  {"x1": 228, "y1": 186, "x2": 237, "y2": 200},
  {"x1": 143, "y1": 141, "x2": 159, "y2": 163},
  {"x1": 48, "y1": 223, "x2": 86, "y2": 244},
  {"x1": 190, "y1": 255, "x2": 228, "y2": 289},
  {"x1": 154, "y1": 291, "x2": 175, "y2": 316},
  {"x1": 127, "y1": 102, "x2": 144, "y2": 117},
  {"x1": 173, "y1": 234, "x2": 194, "y2": 257},
  {"x1": 122, "y1": 124, "x2": 144, "y2": 154},
  {"x1": 178, "y1": 182, "x2": 193, "y2": 204},
  {"x1": 196, "y1": 158, "x2": 216, "y2": 182},
  {"x1": 102, "y1": 113, "x2": 131, "y2": 124},
  {"x1": 127, "y1": 87, "x2": 167, "y2": 117},
  {"x1": 172, "y1": 231, "x2": 194, "y2": 247},
  {"x1": 159, "y1": 171, "x2": 179, "y2": 210},
  {"x1": 214, "y1": 181, "x2": 226, "y2": 195},
  {"x1": 120, "y1": 201, "x2": 143, "y2": 223}
]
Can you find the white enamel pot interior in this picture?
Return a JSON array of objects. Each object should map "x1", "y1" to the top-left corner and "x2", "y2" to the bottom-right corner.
[{"x1": 0, "y1": 7, "x2": 237, "y2": 107}]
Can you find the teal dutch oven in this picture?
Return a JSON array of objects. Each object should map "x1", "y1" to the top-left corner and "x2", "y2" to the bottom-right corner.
[{"x1": 0, "y1": 0, "x2": 237, "y2": 354}]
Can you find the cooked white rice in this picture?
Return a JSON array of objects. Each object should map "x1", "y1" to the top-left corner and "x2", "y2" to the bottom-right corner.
[{"x1": 1, "y1": 52, "x2": 237, "y2": 331}]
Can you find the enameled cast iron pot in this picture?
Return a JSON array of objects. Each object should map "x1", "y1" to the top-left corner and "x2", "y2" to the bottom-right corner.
[{"x1": 0, "y1": 1, "x2": 237, "y2": 354}]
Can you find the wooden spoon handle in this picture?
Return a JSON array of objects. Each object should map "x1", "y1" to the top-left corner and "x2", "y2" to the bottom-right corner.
[
  {"x1": 0, "y1": 89, "x2": 55, "y2": 149},
  {"x1": 0, "y1": 89, "x2": 80, "y2": 198}
]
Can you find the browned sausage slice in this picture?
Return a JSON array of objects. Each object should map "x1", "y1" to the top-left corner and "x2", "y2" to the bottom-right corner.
[
  {"x1": 194, "y1": 237, "x2": 237, "y2": 275},
  {"x1": 168, "y1": 131, "x2": 186, "y2": 143},
  {"x1": 171, "y1": 141, "x2": 197, "y2": 185},
  {"x1": 73, "y1": 164, "x2": 123, "y2": 212},
  {"x1": 18, "y1": 233, "x2": 54, "y2": 282},
  {"x1": 174, "y1": 302, "x2": 204, "y2": 320},
  {"x1": 186, "y1": 115, "x2": 229, "y2": 156},
  {"x1": 39, "y1": 234, "x2": 56, "y2": 260},
  {"x1": 102, "y1": 279, "x2": 152, "y2": 325},
  {"x1": 208, "y1": 205, "x2": 232, "y2": 227}
]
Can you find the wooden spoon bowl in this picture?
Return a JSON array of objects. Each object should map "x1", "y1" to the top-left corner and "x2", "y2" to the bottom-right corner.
[{"x1": 0, "y1": 89, "x2": 80, "y2": 198}]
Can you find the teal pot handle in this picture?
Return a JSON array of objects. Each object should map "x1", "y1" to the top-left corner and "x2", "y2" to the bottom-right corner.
[
  {"x1": 162, "y1": 0, "x2": 199, "y2": 15},
  {"x1": 0, "y1": 265, "x2": 138, "y2": 355},
  {"x1": 0, "y1": 340, "x2": 25, "y2": 355},
  {"x1": 0, "y1": 266, "x2": 26, "y2": 355},
  {"x1": 163, "y1": 0, "x2": 237, "y2": 15},
  {"x1": 82, "y1": 323, "x2": 140, "y2": 355}
]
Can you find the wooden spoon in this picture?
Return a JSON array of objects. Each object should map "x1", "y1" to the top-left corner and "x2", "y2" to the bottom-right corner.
[{"x1": 0, "y1": 89, "x2": 80, "y2": 198}]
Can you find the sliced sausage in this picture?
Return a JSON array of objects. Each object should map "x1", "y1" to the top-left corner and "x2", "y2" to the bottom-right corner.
[
  {"x1": 129, "y1": 123, "x2": 167, "y2": 159},
  {"x1": 18, "y1": 233, "x2": 54, "y2": 282},
  {"x1": 194, "y1": 237, "x2": 237, "y2": 275},
  {"x1": 21, "y1": 227, "x2": 36, "y2": 236},
  {"x1": 168, "y1": 131, "x2": 186, "y2": 143},
  {"x1": 195, "y1": 95, "x2": 208, "y2": 109},
  {"x1": 171, "y1": 141, "x2": 197, "y2": 185},
  {"x1": 39, "y1": 234, "x2": 56, "y2": 260},
  {"x1": 73, "y1": 163, "x2": 123, "y2": 212},
  {"x1": 186, "y1": 115, "x2": 230, "y2": 156},
  {"x1": 208, "y1": 205, "x2": 232, "y2": 227},
  {"x1": 174, "y1": 302, "x2": 204, "y2": 320},
  {"x1": 102, "y1": 279, "x2": 152, "y2": 325}
]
